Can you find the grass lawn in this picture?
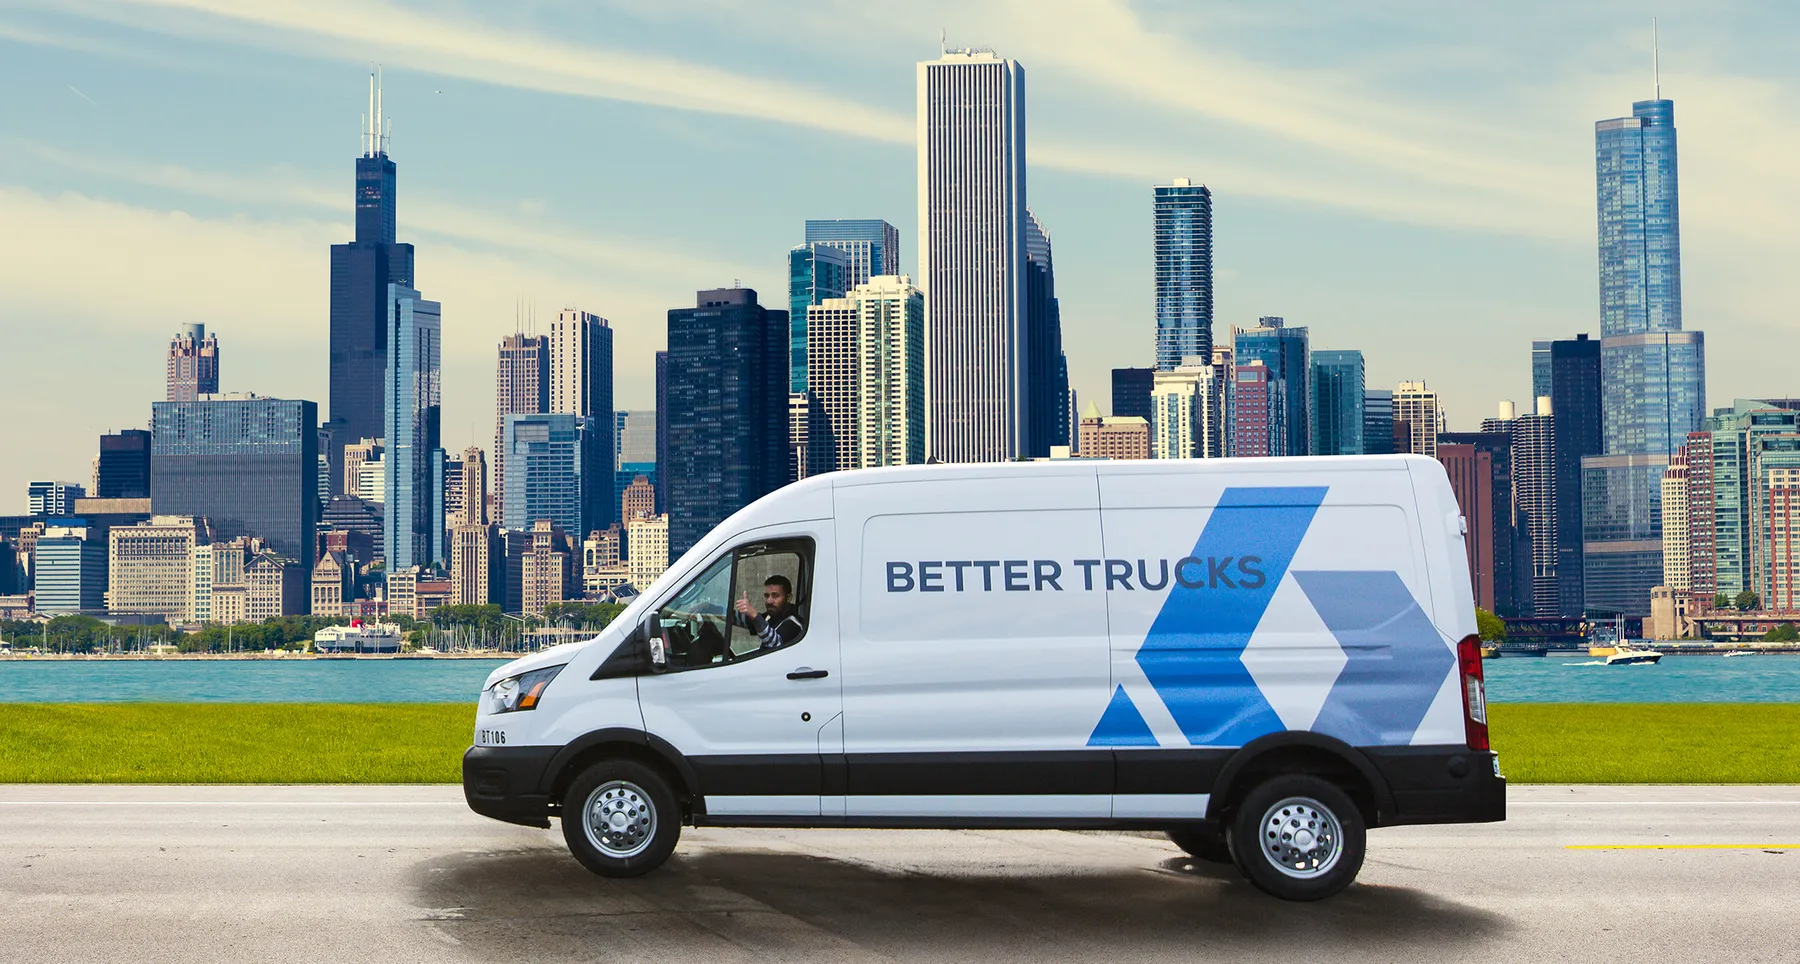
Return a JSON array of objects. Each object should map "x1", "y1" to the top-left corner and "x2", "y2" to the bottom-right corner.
[
  {"x1": 0, "y1": 703, "x2": 472, "y2": 784},
  {"x1": 1488, "y1": 703, "x2": 1800, "y2": 784},
  {"x1": 0, "y1": 702, "x2": 1794, "y2": 784}
]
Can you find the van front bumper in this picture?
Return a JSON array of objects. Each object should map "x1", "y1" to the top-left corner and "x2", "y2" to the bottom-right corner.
[
  {"x1": 1363, "y1": 747, "x2": 1506, "y2": 826},
  {"x1": 463, "y1": 745, "x2": 559, "y2": 828}
]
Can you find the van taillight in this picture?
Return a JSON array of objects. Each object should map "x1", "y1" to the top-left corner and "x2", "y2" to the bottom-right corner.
[{"x1": 1456, "y1": 634, "x2": 1489, "y2": 751}]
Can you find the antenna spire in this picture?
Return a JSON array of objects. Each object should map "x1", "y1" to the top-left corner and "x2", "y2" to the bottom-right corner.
[
  {"x1": 1653, "y1": 17, "x2": 1660, "y2": 98},
  {"x1": 364, "y1": 69, "x2": 375, "y2": 156}
]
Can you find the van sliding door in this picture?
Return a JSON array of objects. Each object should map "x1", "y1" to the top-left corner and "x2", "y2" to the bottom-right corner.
[{"x1": 833, "y1": 470, "x2": 1113, "y2": 820}]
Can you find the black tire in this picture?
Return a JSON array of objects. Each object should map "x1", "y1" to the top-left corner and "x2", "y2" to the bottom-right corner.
[
  {"x1": 1227, "y1": 774, "x2": 1366, "y2": 901},
  {"x1": 561, "y1": 759, "x2": 681, "y2": 878},
  {"x1": 1166, "y1": 825, "x2": 1234, "y2": 864}
]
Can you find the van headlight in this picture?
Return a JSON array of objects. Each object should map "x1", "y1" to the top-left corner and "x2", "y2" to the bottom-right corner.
[{"x1": 485, "y1": 664, "x2": 566, "y2": 714}]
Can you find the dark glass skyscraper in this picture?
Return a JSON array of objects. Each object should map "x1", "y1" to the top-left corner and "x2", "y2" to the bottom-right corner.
[
  {"x1": 1584, "y1": 93, "x2": 1707, "y2": 615},
  {"x1": 1550, "y1": 334, "x2": 1602, "y2": 615},
  {"x1": 1023, "y1": 209, "x2": 1069, "y2": 456},
  {"x1": 151, "y1": 395, "x2": 318, "y2": 560},
  {"x1": 97, "y1": 429, "x2": 152, "y2": 499},
  {"x1": 1112, "y1": 368, "x2": 1154, "y2": 421},
  {"x1": 1153, "y1": 179, "x2": 1213, "y2": 371},
  {"x1": 1362, "y1": 389, "x2": 1395, "y2": 456},
  {"x1": 665, "y1": 289, "x2": 788, "y2": 557},
  {"x1": 1311, "y1": 350, "x2": 1365, "y2": 457},
  {"x1": 328, "y1": 77, "x2": 415, "y2": 492}
]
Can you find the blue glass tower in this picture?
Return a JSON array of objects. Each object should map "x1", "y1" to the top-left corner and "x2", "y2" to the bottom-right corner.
[
  {"x1": 1311, "y1": 350, "x2": 1365, "y2": 456},
  {"x1": 502, "y1": 413, "x2": 588, "y2": 536},
  {"x1": 1153, "y1": 180, "x2": 1213, "y2": 371},
  {"x1": 1235, "y1": 317, "x2": 1310, "y2": 457},
  {"x1": 787, "y1": 244, "x2": 850, "y2": 394},
  {"x1": 789, "y1": 220, "x2": 900, "y2": 395},
  {"x1": 1582, "y1": 93, "x2": 1707, "y2": 616},
  {"x1": 383, "y1": 284, "x2": 443, "y2": 571}
]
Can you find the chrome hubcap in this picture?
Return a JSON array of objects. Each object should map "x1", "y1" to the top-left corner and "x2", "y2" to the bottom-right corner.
[
  {"x1": 584, "y1": 780, "x2": 656, "y2": 859},
  {"x1": 1258, "y1": 796, "x2": 1343, "y2": 879}
]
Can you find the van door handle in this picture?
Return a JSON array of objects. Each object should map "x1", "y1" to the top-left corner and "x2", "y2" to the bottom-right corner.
[{"x1": 786, "y1": 668, "x2": 829, "y2": 680}]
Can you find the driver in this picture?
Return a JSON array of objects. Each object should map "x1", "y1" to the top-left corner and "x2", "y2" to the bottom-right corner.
[{"x1": 732, "y1": 575, "x2": 805, "y2": 651}]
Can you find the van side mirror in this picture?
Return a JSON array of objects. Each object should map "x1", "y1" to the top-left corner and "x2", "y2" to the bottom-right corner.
[{"x1": 647, "y1": 633, "x2": 668, "y2": 672}]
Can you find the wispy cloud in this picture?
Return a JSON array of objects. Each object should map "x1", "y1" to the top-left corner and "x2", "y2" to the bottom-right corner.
[
  {"x1": 15, "y1": 143, "x2": 756, "y2": 284},
  {"x1": 55, "y1": 0, "x2": 913, "y2": 142}
]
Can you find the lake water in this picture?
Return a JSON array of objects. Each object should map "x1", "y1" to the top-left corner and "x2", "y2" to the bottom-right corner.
[{"x1": 1, "y1": 654, "x2": 1797, "y2": 703}]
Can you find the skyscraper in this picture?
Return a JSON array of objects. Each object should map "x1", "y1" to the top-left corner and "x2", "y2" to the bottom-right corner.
[
  {"x1": 1585, "y1": 87, "x2": 1707, "y2": 615},
  {"x1": 166, "y1": 324, "x2": 219, "y2": 402},
  {"x1": 1232, "y1": 363, "x2": 1280, "y2": 458},
  {"x1": 150, "y1": 396, "x2": 317, "y2": 559},
  {"x1": 383, "y1": 284, "x2": 443, "y2": 571},
  {"x1": 787, "y1": 243, "x2": 850, "y2": 394},
  {"x1": 665, "y1": 288, "x2": 788, "y2": 557},
  {"x1": 33, "y1": 526, "x2": 107, "y2": 613},
  {"x1": 1439, "y1": 431, "x2": 1522, "y2": 617},
  {"x1": 1362, "y1": 389, "x2": 1395, "y2": 456},
  {"x1": 1151, "y1": 362, "x2": 1224, "y2": 460},
  {"x1": 654, "y1": 351, "x2": 670, "y2": 515},
  {"x1": 1111, "y1": 368, "x2": 1154, "y2": 421},
  {"x1": 1393, "y1": 381, "x2": 1443, "y2": 458},
  {"x1": 805, "y1": 219, "x2": 901, "y2": 282},
  {"x1": 1153, "y1": 178, "x2": 1213, "y2": 371},
  {"x1": 1550, "y1": 334, "x2": 1603, "y2": 615},
  {"x1": 328, "y1": 72, "x2": 415, "y2": 489},
  {"x1": 1530, "y1": 340, "x2": 1553, "y2": 403},
  {"x1": 454, "y1": 446, "x2": 487, "y2": 528},
  {"x1": 1235, "y1": 317, "x2": 1310, "y2": 456},
  {"x1": 918, "y1": 48, "x2": 1027, "y2": 462},
  {"x1": 805, "y1": 275, "x2": 926, "y2": 473},
  {"x1": 502, "y1": 413, "x2": 588, "y2": 536},
  {"x1": 494, "y1": 334, "x2": 549, "y2": 514},
  {"x1": 548, "y1": 308, "x2": 615, "y2": 535},
  {"x1": 1311, "y1": 350, "x2": 1366, "y2": 457},
  {"x1": 96, "y1": 430, "x2": 152, "y2": 500},
  {"x1": 1023, "y1": 210, "x2": 1069, "y2": 456}
]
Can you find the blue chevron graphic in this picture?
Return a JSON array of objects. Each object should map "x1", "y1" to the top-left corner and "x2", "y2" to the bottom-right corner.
[
  {"x1": 1087, "y1": 685, "x2": 1159, "y2": 747},
  {"x1": 1292, "y1": 570, "x2": 1456, "y2": 746},
  {"x1": 1129, "y1": 486, "x2": 1327, "y2": 747}
]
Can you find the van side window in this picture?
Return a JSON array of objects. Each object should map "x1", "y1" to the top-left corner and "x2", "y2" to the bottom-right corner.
[{"x1": 654, "y1": 537, "x2": 813, "y2": 670}]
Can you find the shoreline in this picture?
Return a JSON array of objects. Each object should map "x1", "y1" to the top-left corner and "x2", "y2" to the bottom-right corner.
[{"x1": 0, "y1": 653, "x2": 515, "y2": 661}]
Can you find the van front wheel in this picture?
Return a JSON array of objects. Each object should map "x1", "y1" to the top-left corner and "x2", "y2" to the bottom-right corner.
[
  {"x1": 1228, "y1": 775, "x2": 1365, "y2": 901},
  {"x1": 561, "y1": 759, "x2": 681, "y2": 878}
]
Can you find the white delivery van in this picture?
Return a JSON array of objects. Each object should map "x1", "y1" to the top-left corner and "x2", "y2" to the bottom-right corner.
[{"x1": 464, "y1": 456, "x2": 1503, "y2": 901}]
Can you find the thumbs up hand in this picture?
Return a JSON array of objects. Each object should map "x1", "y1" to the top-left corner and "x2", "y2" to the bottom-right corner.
[{"x1": 734, "y1": 591, "x2": 754, "y2": 617}]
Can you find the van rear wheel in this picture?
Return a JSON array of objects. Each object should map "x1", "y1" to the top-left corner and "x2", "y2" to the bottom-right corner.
[
  {"x1": 561, "y1": 759, "x2": 680, "y2": 878},
  {"x1": 1166, "y1": 826, "x2": 1233, "y2": 864},
  {"x1": 1227, "y1": 774, "x2": 1365, "y2": 901}
]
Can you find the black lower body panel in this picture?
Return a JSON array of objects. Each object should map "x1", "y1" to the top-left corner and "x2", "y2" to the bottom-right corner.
[
  {"x1": 1361, "y1": 746, "x2": 1506, "y2": 825},
  {"x1": 463, "y1": 745, "x2": 560, "y2": 828}
]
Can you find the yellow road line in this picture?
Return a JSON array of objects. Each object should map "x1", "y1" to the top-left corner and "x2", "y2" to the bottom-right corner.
[{"x1": 1566, "y1": 844, "x2": 1798, "y2": 850}]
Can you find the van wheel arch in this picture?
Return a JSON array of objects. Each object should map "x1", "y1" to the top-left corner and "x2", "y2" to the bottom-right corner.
[
  {"x1": 543, "y1": 730, "x2": 698, "y2": 821},
  {"x1": 1206, "y1": 733, "x2": 1393, "y2": 829}
]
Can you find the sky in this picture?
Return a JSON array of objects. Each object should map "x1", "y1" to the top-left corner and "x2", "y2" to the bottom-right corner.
[{"x1": 1, "y1": 0, "x2": 1798, "y2": 514}]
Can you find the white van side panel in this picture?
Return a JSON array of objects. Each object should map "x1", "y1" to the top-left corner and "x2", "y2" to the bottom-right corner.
[
  {"x1": 836, "y1": 471, "x2": 1110, "y2": 758},
  {"x1": 1092, "y1": 459, "x2": 1463, "y2": 750}
]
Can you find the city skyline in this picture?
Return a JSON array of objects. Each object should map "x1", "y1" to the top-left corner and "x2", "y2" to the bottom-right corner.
[{"x1": 3, "y1": 6, "x2": 1799, "y2": 510}]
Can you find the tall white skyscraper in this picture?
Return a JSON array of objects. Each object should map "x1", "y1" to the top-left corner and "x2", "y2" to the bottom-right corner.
[
  {"x1": 917, "y1": 48, "x2": 1027, "y2": 463},
  {"x1": 805, "y1": 275, "x2": 927, "y2": 473},
  {"x1": 548, "y1": 308, "x2": 615, "y2": 533}
]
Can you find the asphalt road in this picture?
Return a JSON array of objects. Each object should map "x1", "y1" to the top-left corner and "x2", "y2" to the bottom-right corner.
[{"x1": 1, "y1": 784, "x2": 1796, "y2": 963}]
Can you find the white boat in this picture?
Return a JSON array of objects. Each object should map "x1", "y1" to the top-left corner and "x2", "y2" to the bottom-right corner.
[
  {"x1": 1605, "y1": 643, "x2": 1663, "y2": 665},
  {"x1": 1722, "y1": 650, "x2": 1755, "y2": 658}
]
